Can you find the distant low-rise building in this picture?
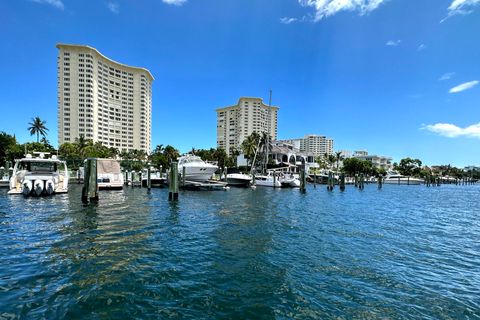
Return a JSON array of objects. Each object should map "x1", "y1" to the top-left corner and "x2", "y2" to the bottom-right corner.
[{"x1": 354, "y1": 152, "x2": 393, "y2": 171}]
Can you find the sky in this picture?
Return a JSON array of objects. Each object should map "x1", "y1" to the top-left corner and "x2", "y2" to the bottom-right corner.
[{"x1": 0, "y1": 0, "x2": 480, "y2": 167}]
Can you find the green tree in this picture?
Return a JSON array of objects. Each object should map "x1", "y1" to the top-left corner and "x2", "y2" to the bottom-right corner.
[
  {"x1": 241, "y1": 132, "x2": 260, "y2": 167},
  {"x1": 0, "y1": 132, "x2": 17, "y2": 165},
  {"x1": 395, "y1": 158, "x2": 422, "y2": 176},
  {"x1": 27, "y1": 116, "x2": 48, "y2": 143}
]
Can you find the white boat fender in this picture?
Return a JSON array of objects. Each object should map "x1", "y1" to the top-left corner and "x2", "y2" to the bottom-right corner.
[
  {"x1": 46, "y1": 179, "x2": 55, "y2": 195},
  {"x1": 223, "y1": 186, "x2": 230, "y2": 190},
  {"x1": 34, "y1": 179, "x2": 44, "y2": 196},
  {"x1": 22, "y1": 180, "x2": 33, "y2": 196}
]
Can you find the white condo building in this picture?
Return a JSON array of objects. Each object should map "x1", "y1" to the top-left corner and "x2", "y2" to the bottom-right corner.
[
  {"x1": 216, "y1": 97, "x2": 278, "y2": 155},
  {"x1": 57, "y1": 44, "x2": 153, "y2": 153},
  {"x1": 277, "y1": 135, "x2": 334, "y2": 157}
]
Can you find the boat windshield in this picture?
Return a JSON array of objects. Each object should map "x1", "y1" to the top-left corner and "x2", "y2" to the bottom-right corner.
[
  {"x1": 19, "y1": 161, "x2": 57, "y2": 173},
  {"x1": 180, "y1": 156, "x2": 203, "y2": 164}
]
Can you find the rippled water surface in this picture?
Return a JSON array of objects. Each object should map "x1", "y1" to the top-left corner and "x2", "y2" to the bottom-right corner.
[{"x1": 0, "y1": 184, "x2": 479, "y2": 319}]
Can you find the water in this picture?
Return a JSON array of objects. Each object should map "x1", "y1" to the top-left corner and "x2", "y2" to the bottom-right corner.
[{"x1": 0, "y1": 184, "x2": 479, "y2": 319}]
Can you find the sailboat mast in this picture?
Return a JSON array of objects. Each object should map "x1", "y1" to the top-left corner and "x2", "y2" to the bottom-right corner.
[{"x1": 265, "y1": 89, "x2": 272, "y2": 173}]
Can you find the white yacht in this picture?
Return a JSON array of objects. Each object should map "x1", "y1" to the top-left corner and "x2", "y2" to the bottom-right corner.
[
  {"x1": 254, "y1": 171, "x2": 282, "y2": 188},
  {"x1": 178, "y1": 154, "x2": 218, "y2": 182},
  {"x1": 383, "y1": 171, "x2": 424, "y2": 185},
  {"x1": 96, "y1": 159, "x2": 124, "y2": 190},
  {"x1": 8, "y1": 153, "x2": 69, "y2": 196},
  {"x1": 224, "y1": 168, "x2": 251, "y2": 187}
]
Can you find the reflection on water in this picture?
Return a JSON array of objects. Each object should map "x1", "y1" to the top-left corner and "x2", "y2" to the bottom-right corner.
[{"x1": 0, "y1": 184, "x2": 479, "y2": 319}]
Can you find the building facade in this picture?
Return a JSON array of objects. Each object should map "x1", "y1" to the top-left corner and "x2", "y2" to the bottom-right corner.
[
  {"x1": 216, "y1": 97, "x2": 278, "y2": 154},
  {"x1": 277, "y1": 135, "x2": 334, "y2": 157},
  {"x1": 57, "y1": 44, "x2": 153, "y2": 153}
]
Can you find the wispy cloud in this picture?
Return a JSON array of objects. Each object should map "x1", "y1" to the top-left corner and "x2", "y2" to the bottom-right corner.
[
  {"x1": 417, "y1": 44, "x2": 427, "y2": 51},
  {"x1": 441, "y1": 0, "x2": 480, "y2": 22},
  {"x1": 31, "y1": 0, "x2": 64, "y2": 10},
  {"x1": 162, "y1": 0, "x2": 187, "y2": 6},
  {"x1": 280, "y1": 17, "x2": 298, "y2": 24},
  {"x1": 439, "y1": 72, "x2": 455, "y2": 81},
  {"x1": 386, "y1": 40, "x2": 401, "y2": 46},
  {"x1": 423, "y1": 122, "x2": 480, "y2": 139},
  {"x1": 299, "y1": 0, "x2": 388, "y2": 22},
  {"x1": 107, "y1": 2, "x2": 119, "y2": 14},
  {"x1": 449, "y1": 80, "x2": 479, "y2": 93}
]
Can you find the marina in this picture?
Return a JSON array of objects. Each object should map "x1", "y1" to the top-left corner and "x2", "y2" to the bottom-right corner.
[{"x1": 0, "y1": 184, "x2": 479, "y2": 318}]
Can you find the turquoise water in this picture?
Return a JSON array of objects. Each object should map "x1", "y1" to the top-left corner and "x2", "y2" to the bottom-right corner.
[{"x1": 0, "y1": 184, "x2": 479, "y2": 319}]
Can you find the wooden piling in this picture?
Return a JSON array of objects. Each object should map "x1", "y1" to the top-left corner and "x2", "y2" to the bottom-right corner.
[
  {"x1": 354, "y1": 175, "x2": 358, "y2": 188},
  {"x1": 359, "y1": 173, "x2": 365, "y2": 190},
  {"x1": 300, "y1": 166, "x2": 306, "y2": 193},
  {"x1": 273, "y1": 171, "x2": 276, "y2": 188},
  {"x1": 340, "y1": 173, "x2": 346, "y2": 191},
  {"x1": 313, "y1": 171, "x2": 317, "y2": 189},
  {"x1": 182, "y1": 166, "x2": 186, "y2": 188},
  {"x1": 139, "y1": 171, "x2": 143, "y2": 188},
  {"x1": 327, "y1": 172, "x2": 333, "y2": 191},
  {"x1": 124, "y1": 171, "x2": 128, "y2": 186},
  {"x1": 169, "y1": 162, "x2": 179, "y2": 201},
  {"x1": 82, "y1": 158, "x2": 98, "y2": 204},
  {"x1": 378, "y1": 175, "x2": 383, "y2": 189},
  {"x1": 147, "y1": 167, "x2": 151, "y2": 191}
]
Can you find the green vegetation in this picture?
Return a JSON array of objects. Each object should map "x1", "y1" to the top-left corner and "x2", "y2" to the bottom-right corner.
[{"x1": 27, "y1": 116, "x2": 49, "y2": 143}]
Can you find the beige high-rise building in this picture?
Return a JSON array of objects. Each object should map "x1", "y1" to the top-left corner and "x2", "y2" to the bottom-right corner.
[
  {"x1": 57, "y1": 44, "x2": 153, "y2": 153},
  {"x1": 216, "y1": 97, "x2": 278, "y2": 155},
  {"x1": 277, "y1": 134, "x2": 334, "y2": 157}
]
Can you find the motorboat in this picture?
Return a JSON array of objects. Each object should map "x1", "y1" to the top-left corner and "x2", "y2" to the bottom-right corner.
[
  {"x1": 279, "y1": 172, "x2": 301, "y2": 188},
  {"x1": 383, "y1": 171, "x2": 424, "y2": 185},
  {"x1": 0, "y1": 167, "x2": 9, "y2": 188},
  {"x1": 141, "y1": 167, "x2": 167, "y2": 188},
  {"x1": 178, "y1": 154, "x2": 218, "y2": 182},
  {"x1": 224, "y1": 168, "x2": 251, "y2": 187},
  {"x1": 96, "y1": 159, "x2": 124, "y2": 190},
  {"x1": 254, "y1": 171, "x2": 282, "y2": 188},
  {"x1": 8, "y1": 153, "x2": 68, "y2": 196}
]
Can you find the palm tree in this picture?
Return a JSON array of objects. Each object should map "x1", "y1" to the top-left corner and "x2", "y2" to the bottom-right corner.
[
  {"x1": 241, "y1": 133, "x2": 260, "y2": 167},
  {"x1": 335, "y1": 151, "x2": 344, "y2": 172},
  {"x1": 28, "y1": 116, "x2": 48, "y2": 142}
]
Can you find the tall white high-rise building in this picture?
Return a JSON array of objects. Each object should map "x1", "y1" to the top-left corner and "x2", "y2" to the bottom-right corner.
[
  {"x1": 277, "y1": 134, "x2": 334, "y2": 157},
  {"x1": 57, "y1": 44, "x2": 153, "y2": 153},
  {"x1": 216, "y1": 97, "x2": 278, "y2": 154}
]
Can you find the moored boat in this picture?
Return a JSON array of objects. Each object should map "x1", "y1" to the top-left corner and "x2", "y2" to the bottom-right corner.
[
  {"x1": 8, "y1": 153, "x2": 69, "y2": 196},
  {"x1": 224, "y1": 168, "x2": 252, "y2": 187},
  {"x1": 178, "y1": 154, "x2": 218, "y2": 182},
  {"x1": 383, "y1": 171, "x2": 423, "y2": 185}
]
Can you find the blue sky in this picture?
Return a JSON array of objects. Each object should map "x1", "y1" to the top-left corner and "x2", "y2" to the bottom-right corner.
[{"x1": 1, "y1": 0, "x2": 480, "y2": 166}]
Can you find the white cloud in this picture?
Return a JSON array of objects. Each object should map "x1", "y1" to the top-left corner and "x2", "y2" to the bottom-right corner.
[
  {"x1": 423, "y1": 122, "x2": 480, "y2": 139},
  {"x1": 439, "y1": 72, "x2": 455, "y2": 81},
  {"x1": 162, "y1": 0, "x2": 187, "y2": 6},
  {"x1": 449, "y1": 80, "x2": 479, "y2": 93},
  {"x1": 386, "y1": 40, "x2": 401, "y2": 46},
  {"x1": 31, "y1": 0, "x2": 64, "y2": 10},
  {"x1": 280, "y1": 17, "x2": 298, "y2": 24},
  {"x1": 417, "y1": 44, "x2": 427, "y2": 51},
  {"x1": 299, "y1": 0, "x2": 387, "y2": 22},
  {"x1": 107, "y1": 2, "x2": 119, "y2": 14},
  {"x1": 442, "y1": 0, "x2": 480, "y2": 22}
]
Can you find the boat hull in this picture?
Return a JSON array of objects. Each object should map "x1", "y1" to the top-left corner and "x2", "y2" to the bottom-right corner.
[
  {"x1": 384, "y1": 178, "x2": 423, "y2": 185},
  {"x1": 180, "y1": 166, "x2": 217, "y2": 182},
  {"x1": 226, "y1": 174, "x2": 251, "y2": 187}
]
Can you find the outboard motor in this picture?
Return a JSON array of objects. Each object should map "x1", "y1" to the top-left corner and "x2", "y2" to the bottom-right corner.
[
  {"x1": 22, "y1": 180, "x2": 33, "y2": 196},
  {"x1": 45, "y1": 179, "x2": 55, "y2": 195},
  {"x1": 33, "y1": 179, "x2": 44, "y2": 196}
]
